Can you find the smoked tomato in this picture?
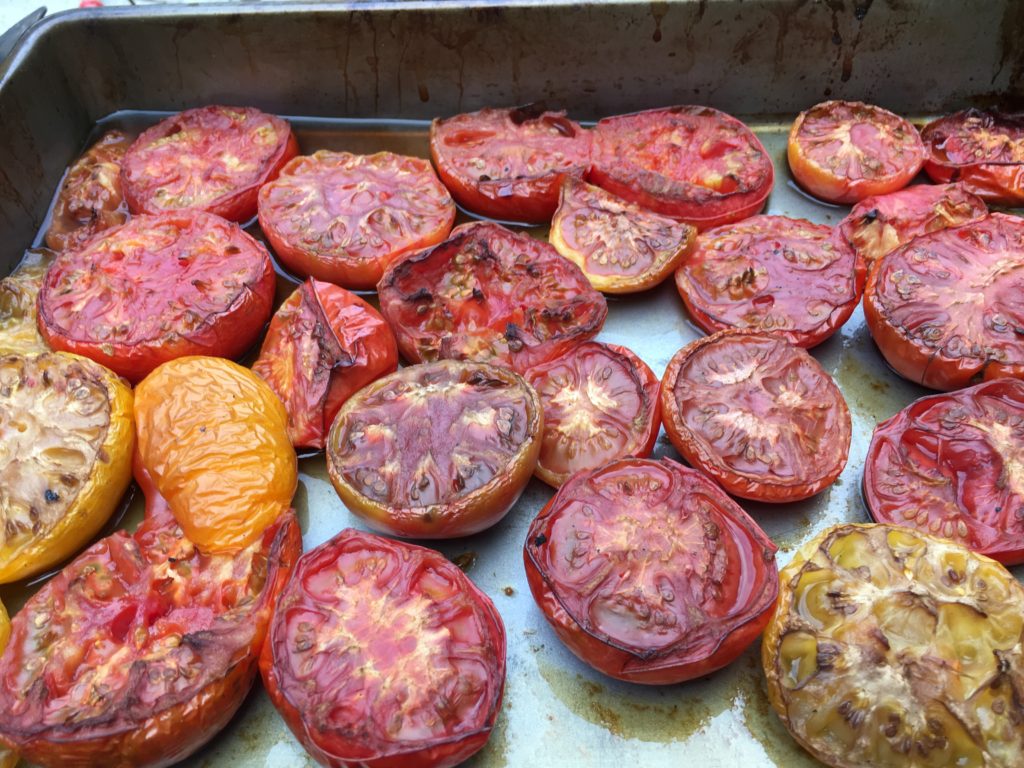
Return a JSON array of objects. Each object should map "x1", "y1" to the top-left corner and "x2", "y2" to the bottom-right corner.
[
  {"x1": 525, "y1": 457, "x2": 778, "y2": 684},
  {"x1": 763, "y1": 523, "x2": 1024, "y2": 768},
  {"x1": 524, "y1": 341, "x2": 660, "y2": 488},
  {"x1": 661, "y1": 330, "x2": 851, "y2": 503},
  {"x1": 134, "y1": 356, "x2": 297, "y2": 554},
  {"x1": 864, "y1": 212, "x2": 1024, "y2": 391},
  {"x1": 121, "y1": 105, "x2": 298, "y2": 222},
  {"x1": 38, "y1": 210, "x2": 276, "y2": 383},
  {"x1": 252, "y1": 278, "x2": 398, "y2": 450},
  {"x1": 377, "y1": 221, "x2": 607, "y2": 372},
  {"x1": 787, "y1": 100, "x2": 925, "y2": 204},
  {"x1": 326, "y1": 360, "x2": 541, "y2": 538},
  {"x1": 675, "y1": 215, "x2": 860, "y2": 348},
  {"x1": 261, "y1": 528, "x2": 505, "y2": 768},
  {"x1": 430, "y1": 103, "x2": 591, "y2": 223},
  {"x1": 0, "y1": 249, "x2": 53, "y2": 356},
  {"x1": 548, "y1": 177, "x2": 696, "y2": 293},
  {"x1": 588, "y1": 106, "x2": 773, "y2": 230},
  {"x1": 258, "y1": 150, "x2": 455, "y2": 289}
]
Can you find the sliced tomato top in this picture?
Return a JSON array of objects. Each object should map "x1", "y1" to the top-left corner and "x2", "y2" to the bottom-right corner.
[
  {"x1": 377, "y1": 221, "x2": 607, "y2": 372},
  {"x1": 588, "y1": 106, "x2": 774, "y2": 230},
  {"x1": 865, "y1": 378, "x2": 1024, "y2": 564}
]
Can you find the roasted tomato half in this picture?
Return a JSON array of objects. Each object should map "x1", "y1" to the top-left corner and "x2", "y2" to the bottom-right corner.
[
  {"x1": 0, "y1": 600, "x2": 11, "y2": 768},
  {"x1": 258, "y1": 150, "x2": 455, "y2": 290},
  {"x1": 121, "y1": 105, "x2": 298, "y2": 222},
  {"x1": 787, "y1": 100, "x2": 925, "y2": 204},
  {"x1": 675, "y1": 215, "x2": 860, "y2": 348},
  {"x1": 38, "y1": 210, "x2": 275, "y2": 383},
  {"x1": 524, "y1": 341, "x2": 660, "y2": 488},
  {"x1": 864, "y1": 378, "x2": 1024, "y2": 565},
  {"x1": 327, "y1": 360, "x2": 541, "y2": 538},
  {"x1": 864, "y1": 213, "x2": 1024, "y2": 391},
  {"x1": 261, "y1": 528, "x2": 505, "y2": 768},
  {"x1": 588, "y1": 106, "x2": 774, "y2": 230},
  {"x1": 838, "y1": 183, "x2": 987, "y2": 282},
  {"x1": 662, "y1": 330, "x2": 851, "y2": 503},
  {"x1": 253, "y1": 278, "x2": 398, "y2": 450},
  {"x1": 525, "y1": 457, "x2": 778, "y2": 684},
  {"x1": 921, "y1": 109, "x2": 1024, "y2": 205},
  {"x1": 763, "y1": 523, "x2": 1024, "y2": 768},
  {"x1": 0, "y1": 494, "x2": 300, "y2": 768},
  {"x1": 377, "y1": 221, "x2": 607, "y2": 372},
  {"x1": 430, "y1": 103, "x2": 591, "y2": 223},
  {"x1": 0, "y1": 249, "x2": 53, "y2": 356},
  {"x1": 135, "y1": 356, "x2": 297, "y2": 554},
  {"x1": 0, "y1": 352, "x2": 133, "y2": 583},
  {"x1": 548, "y1": 177, "x2": 696, "y2": 293}
]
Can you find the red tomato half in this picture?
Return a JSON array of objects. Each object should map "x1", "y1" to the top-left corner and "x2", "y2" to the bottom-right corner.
[
  {"x1": 675, "y1": 215, "x2": 860, "y2": 348},
  {"x1": 261, "y1": 528, "x2": 505, "y2": 768},
  {"x1": 38, "y1": 210, "x2": 275, "y2": 383},
  {"x1": 787, "y1": 100, "x2": 925, "y2": 204},
  {"x1": 121, "y1": 105, "x2": 298, "y2": 222},
  {"x1": 377, "y1": 221, "x2": 607, "y2": 372},
  {"x1": 430, "y1": 104, "x2": 591, "y2": 223},
  {"x1": 588, "y1": 106, "x2": 774, "y2": 230},
  {"x1": 921, "y1": 109, "x2": 1024, "y2": 205},
  {"x1": 864, "y1": 213, "x2": 1024, "y2": 391},
  {"x1": 864, "y1": 378, "x2": 1024, "y2": 565},
  {"x1": 258, "y1": 151, "x2": 455, "y2": 290},
  {"x1": 661, "y1": 330, "x2": 851, "y2": 502},
  {"x1": 524, "y1": 457, "x2": 778, "y2": 684},
  {"x1": 524, "y1": 341, "x2": 660, "y2": 487},
  {"x1": 253, "y1": 278, "x2": 398, "y2": 449}
]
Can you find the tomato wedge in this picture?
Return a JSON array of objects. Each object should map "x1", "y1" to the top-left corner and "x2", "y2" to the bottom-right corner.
[
  {"x1": 661, "y1": 330, "x2": 851, "y2": 502},
  {"x1": 921, "y1": 109, "x2": 1024, "y2": 206},
  {"x1": 261, "y1": 528, "x2": 505, "y2": 768},
  {"x1": 430, "y1": 103, "x2": 591, "y2": 223},
  {"x1": 549, "y1": 177, "x2": 696, "y2": 293},
  {"x1": 763, "y1": 523, "x2": 1024, "y2": 768},
  {"x1": 864, "y1": 212, "x2": 1024, "y2": 391},
  {"x1": 121, "y1": 105, "x2": 298, "y2": 222},
  {"x1": 525, "y1": 457, "x2": 778, "y2": 684},
  {"x1": 524, "y1": 341, "x2": 660, "y2": 488},
  {"x1": 377, "y1": 221, "x2": 607, "y2": 372},
  {"x1": 258, "y1": 150, "x2": 455, "y2": 289},
  {"x1": 252, "y1": 278, "x2": 398, "y2": 450},
  {"x1": 588, "y1": 106, "x2": 774, "y2": 230},
  {"x1": 326, "y1": 360, "x2": 541, "y2": 539},
  {"x1": 674, "y1": 215, "x2": 860, "y2": 348}
]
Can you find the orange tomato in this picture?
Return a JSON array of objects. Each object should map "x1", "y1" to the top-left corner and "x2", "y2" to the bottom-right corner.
[{"x1": 134, "y1": 356, "x2": 297, "y2": 553}]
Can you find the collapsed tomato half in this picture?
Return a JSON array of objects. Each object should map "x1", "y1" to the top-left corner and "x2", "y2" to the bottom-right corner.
[
  {"x1": 0, "y1": 249, "x2": 53, "y2": 356},
  {"x1": 525, "y1": 457, "x2": 778, "y2": 684},
  {"x1": 763, "y1": 523, "x2": 1024, "y2": 768},
  {"x1": 252, "y1": 278, "x2": 398, "y2": 450},
  {"x1": 0, "y1": 352, "x2": 133, "y2": 583},
  {"x1": 134, "y1": 356, "x2": 297, "y2": 553}
]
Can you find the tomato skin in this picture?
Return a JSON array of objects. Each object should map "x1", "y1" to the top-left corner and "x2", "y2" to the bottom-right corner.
[
  {"x1": 588, "y1": 106, "x2": 774, "y2": 230},
  {"x1": 524, "y1": 457, "x2": 778, "y2": 684},
  {"x1": 377, "y1": 221, "x2": 607, "y2": 372},
  {"x1": 121, "y1": 105, "x2": 298, "y2": 223},
  {"x1": 430, "y1": 104, "x2": 592, "y2": 224},
  {"x1": 252, "y1": 279, "x2": 398, "y2": 449},
  {"x1": 260, "y1": 528, "x2": 505, "y2": 768},
  {"x1": 258, "y1": 151, "x2": 455, "y2": 290}
]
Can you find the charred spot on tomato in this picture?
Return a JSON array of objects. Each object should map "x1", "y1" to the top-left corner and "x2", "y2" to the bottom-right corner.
[{"x1": 509, "y1": 101, "x2": 549, "y2": 124}]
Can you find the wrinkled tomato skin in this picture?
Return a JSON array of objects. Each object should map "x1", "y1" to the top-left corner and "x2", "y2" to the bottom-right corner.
[
  {"x1": 430, "y1": 104, "x2": 592, "y2": 224},
  {"x1": 253, "y1": 279, "x2": 398, "y2": 449},
  {"x1": 524, "y1": 458, "x2": 778, "y2": 684},
  {"x1": 588, "y1": 106, "x2": 774, "y2": 231},
  {"x1": 260, "y1": 528, "x2": 505, "y2": 768},
  {"x1": 921, "y1": 109, "x2": 1024, "y2": 206},
  {"x1": 37, "y1": 211, "x2": 276, "y2": 383},
  {"x1": 864, "y1": 378, "x2": 1024, "y2": 565},
  {"x1": 377, "y1": 221, "x2": 607, "y2": 373}
]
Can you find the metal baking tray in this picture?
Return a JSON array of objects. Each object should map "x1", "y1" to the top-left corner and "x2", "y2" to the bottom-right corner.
[{"x1": 1, "y1": 3, "x2": 1022, "y2": 766}]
